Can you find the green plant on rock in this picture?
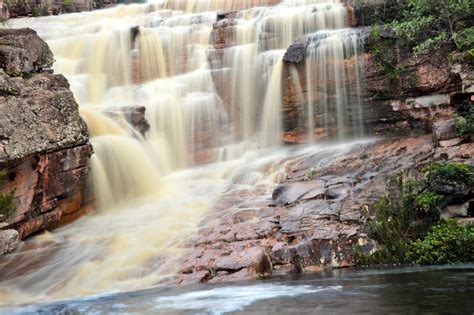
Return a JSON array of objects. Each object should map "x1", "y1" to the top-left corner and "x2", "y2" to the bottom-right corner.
[
  {"x1": 455, "y1": 102, "x2": 474, "y2": 141},
  {"x1": 63, "y1": 0, "x2": 74, "y2": 7},
  {"x1": 407, "y1": 219, "x2": 474, "y2": 265},
  {"x1": 357, "y1": 162, "x2": 474, "y2": 266},
  {"x1": 423, "y1": 162, "x2": 474, "y2": 190},
  {"x1": 0, "y1": 170, "x2": 15, "y2": 220}
]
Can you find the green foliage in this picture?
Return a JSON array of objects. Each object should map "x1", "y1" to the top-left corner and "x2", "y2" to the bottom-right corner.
[
  {"x1": 357, "y1": 162, "x2": 474, "y2": 266},
  {"x1": 424, "y1": 162, "x2": 474, "y2": 189},
  {"x1": 455, "y1": 103, "x2": 474, "y2": 141},
  {"x1": 393, "y1": 0, "x2": 474, "y2": 56},
  {"x1": 365, "y1": 25, "x2": 412, "y2": 100},
  {"x1": 0, "y1": 170, "x2": 15, "y2": 220},
  {"x1": 407, "y1": 219, "x2": 474, "y2": 265},
  {"x1": 454, "y1": 27, "x2": 474, "y2": 57},
  {"x1": 63, "y1": 0, "x2": 74, "y2": 7}
]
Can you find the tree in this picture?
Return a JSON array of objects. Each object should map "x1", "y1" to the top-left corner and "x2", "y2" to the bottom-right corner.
[{"x1": 394, "y1": 0, "x2": 474, "y2": 56}]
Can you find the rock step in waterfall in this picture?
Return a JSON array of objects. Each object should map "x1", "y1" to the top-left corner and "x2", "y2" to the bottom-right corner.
[
  {"x1": 9, "y1": 0, "x2": 366, "y2": 203},
  {"x1": 1, "y1": 0, "x2": 371, "y2": 304}
]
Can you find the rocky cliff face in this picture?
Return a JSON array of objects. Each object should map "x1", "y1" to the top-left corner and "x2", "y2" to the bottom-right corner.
[
  {"x1": 0, "y1": 28, "x2": 92, "y2": 254},
  {"x1": 170, "y1": 1, "x2": 474, "y2": 284}
]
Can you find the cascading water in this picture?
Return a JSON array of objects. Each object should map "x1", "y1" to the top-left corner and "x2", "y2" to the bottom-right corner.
[
  {"x1": 305, "y1": 29, "x2": 365, "y2": 139},
  {"x1": 1, "y1": 0, "x2": 368, "y2": 305}
]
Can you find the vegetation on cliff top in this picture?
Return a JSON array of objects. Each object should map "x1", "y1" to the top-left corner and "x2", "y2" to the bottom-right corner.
[
  {"x1": 393, "y1": 0, "x2": 473, "y2": 57},
  {"x1": 357, "y1": 162, "x2": 474, "y2": 266},
  {"x1": 365, "y1": 0, "x2": 473, "y2": 101}
]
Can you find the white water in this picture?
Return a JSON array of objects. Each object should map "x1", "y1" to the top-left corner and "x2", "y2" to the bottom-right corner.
[{"x1": 1, "y1": 0, "x2": 367, "y2": 305}]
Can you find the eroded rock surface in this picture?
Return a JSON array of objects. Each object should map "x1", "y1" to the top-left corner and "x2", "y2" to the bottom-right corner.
[
  {"x1": 175, "y1": 136, "x2": 473, "y2": 285},
  {"x1": 0, "y1": 28, "x2": 92, "y2": 246}
]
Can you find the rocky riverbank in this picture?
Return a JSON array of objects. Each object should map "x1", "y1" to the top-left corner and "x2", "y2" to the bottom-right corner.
[{"x1": 173, "y1": 134, "x2": 473, "y2": 284}]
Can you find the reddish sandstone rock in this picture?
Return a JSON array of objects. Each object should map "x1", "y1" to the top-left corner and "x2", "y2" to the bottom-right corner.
[
  {"x1": 176, "y1": 135, "x2": 472, "y2": 284},
  {"x1": 0, "y1": 28, "x2": 92, "y2": 243}
]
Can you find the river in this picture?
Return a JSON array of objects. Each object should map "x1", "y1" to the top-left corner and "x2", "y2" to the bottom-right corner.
[{"x1": 2, "y1": 265, "x2": 473, "y2": 314}]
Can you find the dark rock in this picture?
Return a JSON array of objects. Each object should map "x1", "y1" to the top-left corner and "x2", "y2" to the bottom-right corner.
[
  {"x1": 217, "y1": 11, "x2": 237, "y2": 21},
  {"x1": 282, "y1": 36, "x2": 309, "y2": 64},
  {"x1": 272, "y1": 180, "x2": 325, "y2": 206},
  {"x1": 102, "y1": 105, "x2": 150, "y2": 136},
  {"x1": 325, "y1": 184, "x2": 349, "y2": 200}
]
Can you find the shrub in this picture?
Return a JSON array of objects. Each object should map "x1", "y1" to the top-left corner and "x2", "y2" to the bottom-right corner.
[
  {"x1": 455, "y1": 103, "x2": 474, "y2": 141},
  {"x1": 357, "y1": 162, "x2": 474, "y2": 265},
  {"x1": 407, "y1": 219, "x2": 474, "y2": 265},
  {"x1": 393, "y1": 0, "x2": 474, "y2": 56}
]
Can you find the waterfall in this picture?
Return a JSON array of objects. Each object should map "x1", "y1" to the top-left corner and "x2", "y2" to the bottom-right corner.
[
  {"x1": 305, "y1": 29, "x2": 365, "y2": 139},
  {"x1": 2, "y1": 0, "x2": 368, "y2": 303}
]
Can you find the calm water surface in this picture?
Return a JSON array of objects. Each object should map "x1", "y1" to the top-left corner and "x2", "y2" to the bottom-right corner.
[{"x1": 3, "y1": 264, "x2": 473, "y2": 314}]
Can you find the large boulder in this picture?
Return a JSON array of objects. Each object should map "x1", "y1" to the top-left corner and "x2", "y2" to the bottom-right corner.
[
  {"x1": 433, "y1": 119, "x2": 462, "y2": 147},
  {"x1": 0, "y1": 28, "x2": 92, "y2": 241},
  {"x1": 282, "y1": 36, "x2": 309, "y2": 64},
  {"x1": 0, "y1": 28, "x2": 54, "y2": 75},
  {"x1": 0, "y1": 70, "x2": 89, "y2": 161}
]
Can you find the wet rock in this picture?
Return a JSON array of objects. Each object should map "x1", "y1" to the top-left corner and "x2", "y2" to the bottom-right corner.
[
  {"x1": 247, "y1": 247, "x2": 272, "y2": 277},
  {"x1": 0, "y1": 229, "x2": 19, "y2": 255},
  {"x1": 102, "y1": 105, "x2": 150, "y2": 136},
  {"x1": 325, "y1": 184, "x2": 349, "y2": 200},
  {"x1": 280, "y1": 200, "x2": 339, "y2": 235},
  {"x1": 272, "y1": 264, "x2": 298, "y2": 276},
  {"x1": 179, "y1": 270, "x2": 211, "y2": 285},
  {"x1": 282, "y1": 36, "x2": 309, "y2": 64},
  {"x1": 272, "y1": 180, "x2": 325, "y2": 206},
  {"x1": 214, "y1": 246, "x2": 269, "y2": 273},
  {"x1": 217, "y1": 11, "x2": 237, "y2": 21},
  {"x1": 208, "y1": 269, "x2": 252, "y2": 283},
  {"x1": 211, "y1": 19, "x2": 238, "y2": 50}
]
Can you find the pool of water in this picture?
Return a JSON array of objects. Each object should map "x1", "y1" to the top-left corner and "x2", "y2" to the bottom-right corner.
[{"x1": 4, "y1": 264, "x2": 473, "y2": 314}]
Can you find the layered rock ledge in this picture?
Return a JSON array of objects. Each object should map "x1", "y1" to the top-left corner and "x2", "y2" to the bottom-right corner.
[
  {"x1": 174, "y1": 135, "x2": 473, "y2": 284},
  {"x1": 0, "y1": 28, "x2": 92, "y2": 253}
]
